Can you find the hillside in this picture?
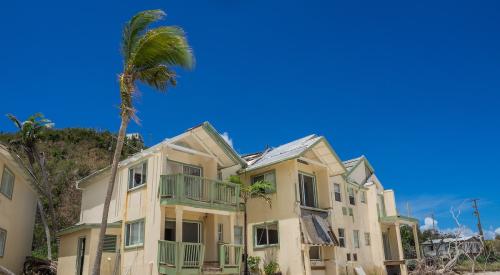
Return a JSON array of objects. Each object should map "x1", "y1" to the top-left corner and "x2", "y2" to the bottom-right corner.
[{"x1": 0, "y1": 128, "x2": 145, "y2": 255}]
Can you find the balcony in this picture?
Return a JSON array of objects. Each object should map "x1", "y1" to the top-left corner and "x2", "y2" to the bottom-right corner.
[
  {"x1": 158, "y1": 241, "x2": 242, "y2": 275},
  {"x1": 159, "y1": 174, "x2": 240, "y2": 211}
]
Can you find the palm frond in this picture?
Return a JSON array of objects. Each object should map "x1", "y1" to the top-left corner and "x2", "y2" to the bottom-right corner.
[
  {"x1": 6, "y1": 114, "x2": 22, "y2": 129},
  {"x1": 136, "y1": 65, "x2": 177, "y2": 91},
  {"x1": 122, "y1": 9, "x2": 166, "y2": 62},
  {"x1": 131, "y1": 26, "x2": 194, "y2": 70}
]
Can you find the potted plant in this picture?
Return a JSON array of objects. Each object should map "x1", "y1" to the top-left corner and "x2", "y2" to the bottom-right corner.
[
  {"x1": 248, "y1": 256, "x2": 261, "y2": 275},
  {"x1": 263, "y1": 260, "x2": 281, "y2": 275}
]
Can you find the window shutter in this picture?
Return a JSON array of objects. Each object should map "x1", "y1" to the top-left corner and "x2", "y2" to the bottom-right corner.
[{"x1": 103, "y1": 235, "x2": 117, "y2": 252}]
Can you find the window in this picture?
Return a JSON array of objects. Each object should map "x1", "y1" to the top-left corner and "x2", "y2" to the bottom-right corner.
[
  {"x1": 360, "y1": 191, "x2": 366, "y2": 203},
  {"x1": 342, "y1": 207, "x2": 347, "y2": 216},
  {"x1": 252, "y1": 171, "x2": 276, "y2": 193},
  {"x1": 103, "y1": 235, "x2": 117, "y2": 252},
  {"x1": 128, "y1": 162, "x2": 147, "y2": 189},
  {"x1": 218, "y1": 223, "x2": 224, "y2": 242},
  {"x1": 0, "y1": 166, "x2": 15, "y2": 199},
  {"x1": 346, "y1": 253, "x2": 351, "y2": 261},
  {"x1": 254, "y1": 222, "x2": 279, "y2": 247},
  {"x1": 298, "y1": 173, "x2": 317, "y2": 208},
  {"x1": 353, "y1": 253, "x2": 358, "y2": 261},
  {"x1": 164, "y1": 220, "x2": 202, "y2": 243},
  {"x1": 125, "y1": 220, "x2": 144, "y2": 247},
  {"x1": 364, "y1": 232, "x2": 371, "y2": 246},
  {"x1": 309, "y1": 246, "x2": 321, "y2": 261},
  {"x1": 353, "y1": 230, "x2": 360, "y2": 248},
  {"x1": 234, "y1": 226, "x2": 243, "y2": 245},
  {"x1": 338, "y1": 228, "x2": 345, "y2": 247},
  {"x1": 348, "y1": 187, "x2": 355, "y2": 205},
  {"x1": 333, "y1": 183, "x2": 342, "y2": 202},
  {"x1": 348, "y1": 208, "x2": 354, "y2": 217},
  {"x1": 0, "y1": 228, "x2": 6, "y2": 257}
]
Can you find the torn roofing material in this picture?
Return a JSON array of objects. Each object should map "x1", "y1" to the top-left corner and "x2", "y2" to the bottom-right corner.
[{"x1": 242, "y1": 134, "x2": 346, "y2": 176}]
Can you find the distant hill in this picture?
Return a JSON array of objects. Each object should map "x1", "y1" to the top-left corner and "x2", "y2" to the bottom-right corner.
[{"x1": 0, "y1": 128, "x2": 145, "y2": 256}]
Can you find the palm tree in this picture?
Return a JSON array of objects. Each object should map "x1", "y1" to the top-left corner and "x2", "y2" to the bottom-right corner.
[
  {"x1": 228, "y1": 175, "x2": 274, "y2": 275},
  {"x1": 6, "y1": 113, "x2": 55, "y2": 260},
  {"x1": 91, "y1": 9, "x2": 193, "y2": 275}
]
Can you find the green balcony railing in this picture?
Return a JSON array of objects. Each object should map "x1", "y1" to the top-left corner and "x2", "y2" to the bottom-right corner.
[
  {"x1": 159, "y1": 174, "x2": 240, "y2": 211},
  {"x1": 218, "y1": 243, "x2": 243, "y2": 273},
  {"x1": 158, "y1": 241, "x2": 205, "y2": 274}
]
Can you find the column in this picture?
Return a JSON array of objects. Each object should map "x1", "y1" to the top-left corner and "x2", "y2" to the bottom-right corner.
[
  {"x1": 412, "y1": 224, "x2": 421, "y2": 259},
  {"x1": 394, "y1": 222, "x2": 404, "y2": 260},
  {"x1": 175, "y1": 206, "x2": 183, "y2": 242}
]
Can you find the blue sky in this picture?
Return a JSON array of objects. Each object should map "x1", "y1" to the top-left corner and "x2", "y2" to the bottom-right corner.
[{"x1": 1, "y1": 0, "x2": 499, "y2": 237}]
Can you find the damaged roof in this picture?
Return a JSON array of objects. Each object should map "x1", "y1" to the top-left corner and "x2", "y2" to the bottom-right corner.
[{"x1": 242, "y1": 134, "x2": 346, "y2": 176}]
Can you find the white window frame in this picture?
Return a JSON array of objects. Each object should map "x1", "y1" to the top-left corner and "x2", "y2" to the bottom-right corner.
[
  {"x1": 333, "y1": 183, "x2": 342, "y2": 202},
  {"x1": 128, "y1": 161, "x2": 147, "y2": 190},
  {"x1": 338, "y1": 228, "x2": 345, "y2": 248},
  {"x1": 309, "y1": 246, "x2": 322, "y2": 261},
  {"x1": 217, "y1": 223, "x2": 224, "y2": 242},
  {"x1": 360, "y1": 191, "x2": 367, "y2": 203},
  {"x1": 353, "y1": 230, "x2": 360, "y2": 248},
  {"x1": 364, "y1": 232, "x2": 371, "y2": 246},
  {"x1": 298, "y1": 172, "x2": 318, "y2": 208},
  {"x1": 348, "y1": 187, "x2": 356, "y2": 205},
  {"x1": 125, "y1": 219, "x2": 145, "y2": 247},
  {"x1": 251, "y1": 170, "x2": 276, "y2": 193},
  {"x1": 254, "y1": 222, "x2": 279, "y2": 248},
  {"x1": 0, "y1": 166, "x2": 15, "y2": 199},
  {"x1": 234, "y1": 226, "x2": 243, "y2": 245}
]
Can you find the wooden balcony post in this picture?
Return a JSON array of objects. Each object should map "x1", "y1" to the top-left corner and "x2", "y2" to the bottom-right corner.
[{"x1": 412, "y1": 224, "x2": 421, "y2": 259}]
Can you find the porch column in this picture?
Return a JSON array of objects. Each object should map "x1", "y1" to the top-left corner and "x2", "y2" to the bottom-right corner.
[
  {"x1": 229, "y1": 214, "x2": 235, "y2": 244},
  {"x1": 175, "y1": 206, "x2": 183, "y2": 242},
  {"x1": 302, "y1": 244, "x2": 312, "y2": 275},
  {"x1": 394, "y1": 222, "x2": 404, "y2": 260},
  {"x1": 412, "y1": 224, "x2": 421, "y2": 259}
]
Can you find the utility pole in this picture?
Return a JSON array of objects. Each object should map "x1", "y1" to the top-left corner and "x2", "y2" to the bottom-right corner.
[{"x1": 471, "y1": 199, "x2": 484, "y2": 238}]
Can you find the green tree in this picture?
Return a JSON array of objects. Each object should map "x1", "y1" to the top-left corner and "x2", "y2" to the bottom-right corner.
[
  {"x1": 228, "y1": 175, "x2": 274, "y2": 275},
  {"x1": 6, "y1": 113, "x2": 56, "y2": 260},
  {"x1": 91, "y1": 9, "x2": 193, "y2": 275}
]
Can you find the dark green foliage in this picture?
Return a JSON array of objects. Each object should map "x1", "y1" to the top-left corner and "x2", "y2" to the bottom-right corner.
[{"x1": 0, "y1": 128, "x2": 145, "y2": 256}]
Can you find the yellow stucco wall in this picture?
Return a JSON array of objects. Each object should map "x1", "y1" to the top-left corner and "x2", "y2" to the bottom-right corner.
[
  {"x1": 57, "y1": 227, "x2": 121, "y2": 275},
  {"x1": 0, "y1": 147, "x2": 37, "y2": 274}
]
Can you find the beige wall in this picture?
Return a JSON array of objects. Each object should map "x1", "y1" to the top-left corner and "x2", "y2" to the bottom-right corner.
[
  {"x1": 0, "y1": 149, "x2": 37, "y2": 274},
  {"x1": 57, "y1": 227, "x2": 121, "y2": 275},
  {"x1": 242, "y1": 160, "x2": 305, "y2": 275}
]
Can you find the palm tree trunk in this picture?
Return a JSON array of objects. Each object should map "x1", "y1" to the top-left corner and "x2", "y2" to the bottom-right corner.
[
  {"x1": 37, "y1": 199, "x2": 52, "y2": 260},
  {"x1": 91, "y1": 115, "x2": 129, "y2": 275},
  {"x1": 33, "y1": 147, "x2": 57, "y2": 234},
  {"x1": 243, "y1": 201, "x2": 249, "y2": 275}
]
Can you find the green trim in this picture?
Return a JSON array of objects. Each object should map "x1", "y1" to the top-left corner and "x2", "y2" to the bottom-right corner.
[
  {"x1": 253, "y1": 221, "x2": 280, "y2": 249},
  {"x1": 345, "y1": 155, "x2": 375, "y2": 178},
  {"x1": 124, "y1": 218, "x2": 146, "y2": 248},
  {"x1": 124, "y1": 244, "x2": 144, "y2": 251},
  {"x1": 159, "y1": 174, "x2": 240, "y2": 212},
  {"x1": 301, "y1": 137, "x2": 347, "y2": 175},
  {"x1": 201, "y1": 122, "x2": 247, "y2": 168},
  {"x1": 57, "y1": 221, "x2": 122, "y2": 236}
]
